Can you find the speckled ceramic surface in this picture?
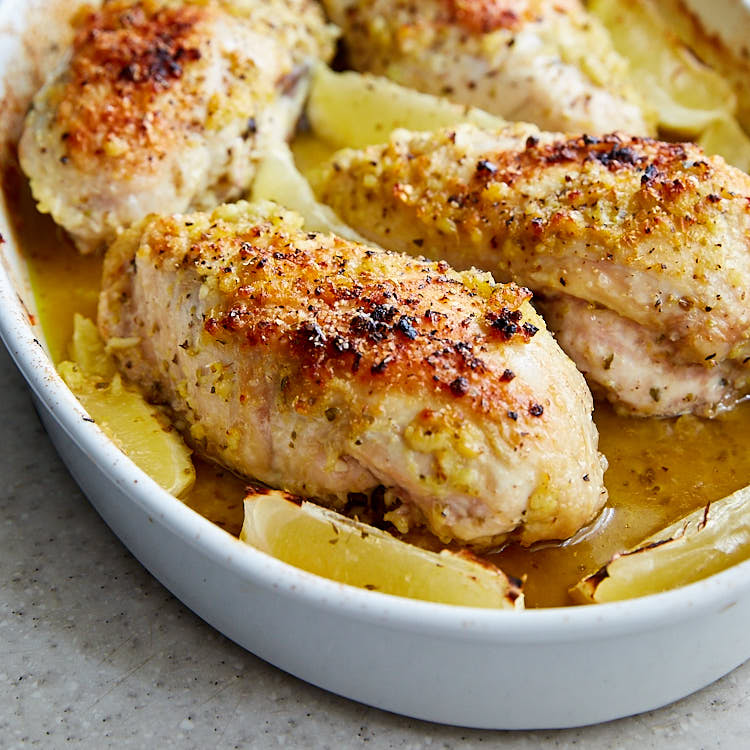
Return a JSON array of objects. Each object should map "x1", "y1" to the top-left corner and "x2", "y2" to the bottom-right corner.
[{"x1": 2, "y1": 0, "x2": 750, "y2": 731}]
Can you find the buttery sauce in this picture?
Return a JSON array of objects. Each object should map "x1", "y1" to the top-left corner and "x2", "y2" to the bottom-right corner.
[{"x1": 11, "y1": 162, "x2": 750, "y2": 609}]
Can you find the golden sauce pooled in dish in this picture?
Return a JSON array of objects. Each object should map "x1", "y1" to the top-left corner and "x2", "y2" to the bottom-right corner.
[
  {"x1": 10, "y1": 179, "x2": 101, "y2": 365},
  {"x1": 11, "y1": 176, "x2": 750, "y2": 608},
  {"x1": 492, "y1": 402, "x2": 750, "y2": 606}
]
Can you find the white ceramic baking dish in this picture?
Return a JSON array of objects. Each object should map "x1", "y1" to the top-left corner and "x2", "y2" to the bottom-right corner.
[{"x1": 2, "y1": 0, "x2": 750, "y2": 730}]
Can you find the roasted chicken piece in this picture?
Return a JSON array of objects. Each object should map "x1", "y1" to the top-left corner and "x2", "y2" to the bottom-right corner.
[
  {"x1": 98, "y1": 200, "x2": 607, "y2": 548},
  {"x1": 320, "y1": 0, "x2": 652, "y2": 135},
  {"x1": 18, "y1": 0, "x2": 335, "y2": 253},
  {"x1": 314, "y1": 124, "x2": 750, "y2": 417}
]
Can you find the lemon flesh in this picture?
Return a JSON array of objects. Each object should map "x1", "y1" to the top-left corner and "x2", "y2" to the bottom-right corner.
[
  {"x1": 589, "y1": 0, "x2": 750, "y2": 172},
  {"x1": 58, "y1": 315, "x2": 195, "y2": 497},
  {"x1": 251, "y1": 142, "x2": 366, "y2": 241},
  {"x1": 240, "y1": 490, "x2": 523, "y2": 609},
  {"x1": 306, "y1": 64, "x2": 505, "y2": 151},
  {"x1": 254, "y1": 66, "x2": 506, "y2": 244},
  {"x1": 698, "y1": 116, "x2": 750, "y2": 173},
  {"x1": 67, "y1": 314, "x2": 117, "y2": 379},
  {"x1": 572, "y1": 485, "x2": 750, "y2": 603},
  {"x1": 590, "y1": 0, "x2": 735, "y2": 136}
]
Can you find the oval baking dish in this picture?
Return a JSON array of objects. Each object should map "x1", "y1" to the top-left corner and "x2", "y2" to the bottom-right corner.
[{"x1": 2, "y1": 0, "x2": 750, "y2": 729}]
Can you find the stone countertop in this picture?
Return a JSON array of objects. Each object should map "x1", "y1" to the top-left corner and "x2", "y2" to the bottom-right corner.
[{"x1": 2, "y1": 341, "x2": 749, "y2": 750}]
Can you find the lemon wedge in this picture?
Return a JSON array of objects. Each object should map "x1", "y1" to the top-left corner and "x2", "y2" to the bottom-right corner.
[
  {"x1": 240, "y1": 489, "x2": 523, "y2": 609},
  {"x1": 698, "y1": 116, "x2": 750, "y2": 174},
  {"x1": 251, "y1": 142, "x2": 366, "y2": 241},
  {"x1": 306, "y1": 64, "x2": 505, "y2": 151},
  {"x1": 67, "y1": 313, "x2": 117, "y2": 379},
  {"x1": 58, "y1": 315, "x2": 195, "y2": 497},
  {"x1": 572, "y1": 485, "x2": 750, "y2": 603},
  {"x1": 589, "y1": 0, "x2": 736, "y2": 137}
]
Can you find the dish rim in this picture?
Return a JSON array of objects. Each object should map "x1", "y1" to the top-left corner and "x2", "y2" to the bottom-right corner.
[{"x1": 2, "y1": 233, "x2": 750, "y2": 638}]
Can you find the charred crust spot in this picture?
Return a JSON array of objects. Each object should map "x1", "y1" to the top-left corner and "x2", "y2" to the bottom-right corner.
[
  {"x1": 641, "y1": 163, "x2": 659, "y2": 185},
  {"x1": 351, "y1": 351, "x2": 362, "y2": 373},
  {"x1": 204, "y1": 304, "x2": 248, "y2": 335},
  {"x1": 506, "y1": 576, "x2": 524, "y2": 602},
  {"x1": 589, "y1": 145, "x2": 641, "y2": 169},
  {"x1": 525, "y1": 135, "x2": 539, "y2": 149},
  {"x1": 370, "y1": 356, "x2": 393, "y2": 374},
  {"x1": 622, "y1": 537, "x2": 673, "y2": 556},
  {"x1": 487, "y1": 307, "x2": 521, "y2": 339},
  {"x1": 585, "y1": 566, "x2": 610, "y2": 589},
  {"x1": 485, "y1": 307, "x2": 536, "y2": 342},
  {"x1": 395, "y1": 314, "x2": 419, "y2": 339},
  {"x1": 350, "y1": 312, "x2": 388, "y2": 343},
  {"x1": 246, "y1": 484, "x2": 303, "y2": 506},
  {"x1": 698, "y1": 502, "x2": 711, "y2": 531},
  {"x1": 118, "y1": 40, "x2": 200, "y2": 86},
  {"x1": 297, "y1": 320, "x2": 327, "y2": 349},
  {"x1": 528, "y1": 402, "x2": 544, "y2": 417},
  {"x1": 507, "y1": 410, "x2": 518, "y2": 420},
  {"x1": 476, "y1": 159, "x2": 498, "y2": 174},
  {"x1": 449, "y1": 376, "x2": 470, "y2": 396},
  {"x1": 371, "y1": 303, "x2": 398, "y2": 322}
]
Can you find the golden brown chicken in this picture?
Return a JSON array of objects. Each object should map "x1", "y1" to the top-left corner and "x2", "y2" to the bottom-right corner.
[
  {"x1": 314, "y1": 124, "x2": 750, "y2": 417},
  {"x1": 320, "y1": 0, "x2": 652, "y2": 134},
  {"x1": 18, "y1": 0, "x2": 336, "y2": 253},
  {"x1": 98, "y1": 200, "x2": 607, "y2": 548}
]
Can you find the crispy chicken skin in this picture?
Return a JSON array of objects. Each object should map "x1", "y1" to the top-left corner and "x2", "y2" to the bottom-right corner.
[
  {"x1": 320, "y1": 0, "x2": 652, "y2": 134},
  {"x1": 98, "y1": 201, "x2": 607, "y2": 548},
  {"x1": 18, "y1": 0, "x2": 335, "y2": 253},
  {"x1": 315, "y1": 124, "x2": 750, "y2": 417}
]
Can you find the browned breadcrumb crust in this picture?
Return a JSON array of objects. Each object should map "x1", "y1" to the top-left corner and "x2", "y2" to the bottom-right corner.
[
  {"x1": 59, "y1": 2, "x2": 208, "y2": 166},
  {"x1": 323, "y1": 129, "x2": 750, "y2": 307},
  {"x1": 454, "y1": 133, "x2": 733, "y2": 248},
  {"x1": 474, "y1": 132, "x2": 694, "y2": 180},
  {"x1": 317, "y1": 123, "x2": 750, "y2": 415},
  {"x1": 142, "y1": 214, "x2": 546, "y2": 421}
]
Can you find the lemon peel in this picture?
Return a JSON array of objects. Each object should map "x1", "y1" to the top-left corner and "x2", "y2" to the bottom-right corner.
[{"x1": 240, "y1": 489, "x2": 523, "y2": 609}]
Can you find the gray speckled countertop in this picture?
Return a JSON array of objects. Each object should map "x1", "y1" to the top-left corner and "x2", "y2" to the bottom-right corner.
[{"x1": 2, "y1": 341, "x2": 749, "y2": 750}]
